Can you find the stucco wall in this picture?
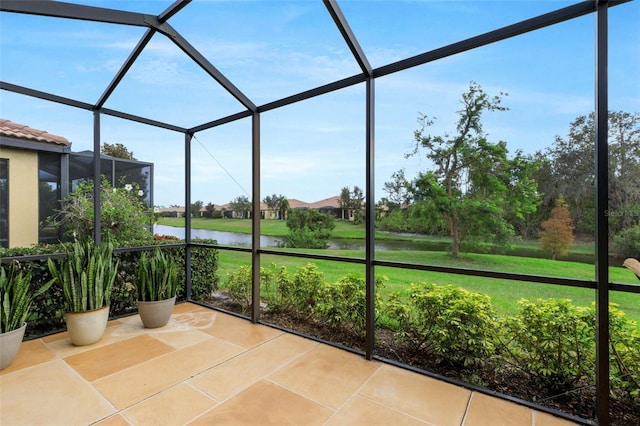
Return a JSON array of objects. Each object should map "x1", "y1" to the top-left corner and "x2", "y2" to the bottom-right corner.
[{"x1": 1, "y1": 147, "x2": 39, "y2": 248}]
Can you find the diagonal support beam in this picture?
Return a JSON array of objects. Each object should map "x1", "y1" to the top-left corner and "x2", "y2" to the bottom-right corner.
[
  {"x1": 96, "y1": 29, "x2": 156, "y2": 109},
  {"x1": 152, "y1": 22, "x2": 257, "y2": 112},
  {"x1": 158, "y1": 0, "x2": 192, "y2": 24},
  {"x1": 0, "y1": 0, "x2": 151, "y2": 27},
  {"x1": 323, "y1": 0, "x2": 372, "y2": 77}
]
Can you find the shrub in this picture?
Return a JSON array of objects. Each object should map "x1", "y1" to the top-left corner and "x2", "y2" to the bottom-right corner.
[
  {"x1": 314, "y1": 273, "x2": 386, "y2": 334},
  {"x1": 285, "y1": 263, "x2": 326, "y2": 318},
  {"x1": 260, "y1": 263, "x2": 293, "y2": 313},
  {"x1": 609, "y1": 304, "x2": 640, "y2": 403},
  {"x1": 189, "y1": 241, "x2": 220, "y2": 301},
  {"x1": 386, "y1": 283, "x2": 497, "y2": 369},
  {"x1": 285, "y1": 209, "x2": 335, "y2": 249},
  {"x1": 0, "y1": 240, "x2": 218, "y2": 335},
  {"x1": 223, "y1": 265, "x2": 252, "y2": 314},
  {"x1": 497, "y1": 298, "x2": 595, "y2": 394},
  {"x1": 48, "y1": 176, "x2": 153, "y2": 245},
  {"x1": 612, "y1": 225, "x2": 640, "y2": 259}
]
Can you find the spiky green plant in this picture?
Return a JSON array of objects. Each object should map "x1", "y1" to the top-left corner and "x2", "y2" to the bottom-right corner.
[
  {"x1": 136, "y1": 248, "x2": 178, "y2": 302},
  {"x1": 48, "y1": 239, "x2": 119, "y2": 312},
  {"x1": 1, "y1": 263, "x2": 53, "y2": 333}
]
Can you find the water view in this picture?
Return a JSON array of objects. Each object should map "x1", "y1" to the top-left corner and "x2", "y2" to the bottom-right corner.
[{"x1": 153, "y1": 224, "x2": 601, "y2": 264}]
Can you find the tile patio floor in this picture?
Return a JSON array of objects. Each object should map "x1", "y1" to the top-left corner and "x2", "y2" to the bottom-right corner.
[{"x1": 1, "y1": 303, "x2": 577, "y2": 426}]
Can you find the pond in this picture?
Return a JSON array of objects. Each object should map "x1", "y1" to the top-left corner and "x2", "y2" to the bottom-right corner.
[
  {"x1": 153, "y1": 224, "x2": 605, "y2": 265},
  {"x1": 154, "y1": 224, "x2": 437, "y2": 251}
]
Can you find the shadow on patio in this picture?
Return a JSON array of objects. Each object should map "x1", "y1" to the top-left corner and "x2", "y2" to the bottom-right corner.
[{"x1": 1, "y1": 302, "x2": 575, "y2": 426}]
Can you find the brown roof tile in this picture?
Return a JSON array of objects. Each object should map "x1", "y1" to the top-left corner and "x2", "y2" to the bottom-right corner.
[{"x1": 0, "y1": 119, "x2": 71, "y2": 147}]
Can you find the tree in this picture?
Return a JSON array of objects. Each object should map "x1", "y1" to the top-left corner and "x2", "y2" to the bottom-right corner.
[
  {"x1": 407, "y1": 82, "x2": 540, "y2": 258},
  {"x1": 338, "y1": 187, "x2": 351, "y2": 221},
  {"x1": 382, "y1": 169, "x2": 410, "y2": 210},
  {"x1": 278, "y1": 196, "x2": 290, "y2": 220},
  {"x1": 539, "y1": 196, "x2": 574, "y2": 260},
  {"x1": 338, "y1": 185, "x2": 365, "y2": 224},
  {"x1": 101, "y1": 142, "x2": 136, "y2": 160},
  {"x1": 263, "y1": 194, "x2": 279, "y2": 218},
  {"x1": 230, "y1": 195, "x2": 252, "y2": 219},
  {"x1": 204, "y1": 202, "x2": 216, "y2": 218},
  {"x1": 190, "y1": 200, "x2": 204, "y2": 218},
  {"x1": 263, "y1": 194, "x2": 289, "y2": 219},
  {"x1": 48, "y1": 176, "x2": 152, "y2": 245},
  {"x1": 285, "y1": 209, "x2": 335, "y2": 249},
  {"x1": 536, "y1": 111, "x2": 640, "y2": 236}
]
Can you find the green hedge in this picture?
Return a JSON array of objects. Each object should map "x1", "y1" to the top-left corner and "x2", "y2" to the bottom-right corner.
[
  {"x1": 220, "y1": 262, "x2": 640, "y2": 406},
  {"x1": 0, "y1": 240, "x2": 219, "y2": 337}
]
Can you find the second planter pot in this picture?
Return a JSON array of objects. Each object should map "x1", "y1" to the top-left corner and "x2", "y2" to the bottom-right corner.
[
  {"x1": 0, "y1": 323, "x2": 27, "y2": 370},
  {"x1": 137, "y1": 296, "x2": 176, "y2": 328},
  {"x1": 65, "y1": 305, "x2": 110, "y2": 346}
]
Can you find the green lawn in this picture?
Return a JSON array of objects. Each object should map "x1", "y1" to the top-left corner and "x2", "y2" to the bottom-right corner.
[
  {"x1": 215, "y1": 249, "x2": 640, "y2": 324},
  {"x1": 159, "y1": 217, "x2": 639, "y2": 322},
  {"x1": 159, "y1": 217, "x2": 597, "y2": 250}
]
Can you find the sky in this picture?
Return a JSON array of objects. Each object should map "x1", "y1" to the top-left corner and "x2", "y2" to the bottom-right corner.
[{"x1": 1, "y1": 0, "x2": 639, "y2": 208}]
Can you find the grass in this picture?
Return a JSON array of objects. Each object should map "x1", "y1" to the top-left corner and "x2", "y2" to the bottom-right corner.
[
  {"x1": 215, "y1": 249, "x2": 640, "y2": 325},
  {"x1": 159, "y1": 217, "x2": 597, "y2": 251},
  {"x1": 159, "y1": 217, "x2": 639, "y2": 322}
]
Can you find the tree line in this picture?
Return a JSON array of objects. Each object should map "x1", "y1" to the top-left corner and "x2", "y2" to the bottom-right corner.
[
  {"x1": 377, "y1": 82, "x2": 639, "y2": 259},
  {"x1": 162, "y1": 83, "x2": 639, "y2": 258}
]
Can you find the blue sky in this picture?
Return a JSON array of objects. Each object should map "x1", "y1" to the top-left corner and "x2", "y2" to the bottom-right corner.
[{"x1": 1, "y1": 0, "x2": 639, "y2": 208}]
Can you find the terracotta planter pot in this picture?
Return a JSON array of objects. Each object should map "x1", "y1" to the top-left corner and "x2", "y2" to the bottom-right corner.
[
  {"x1": 137, "y1": 296, "x2": 176, "y2": 328},
  {"x1": 64, "y1": 305, "x2": 110, "y2": 346},
  {"x1": 0, "y1": 322, "x2": 27, "y2": 370}
]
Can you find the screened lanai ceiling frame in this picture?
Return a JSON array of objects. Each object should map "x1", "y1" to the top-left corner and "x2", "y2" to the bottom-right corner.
[{"x1": 0, "y1": 1, "x2": 632, "y2": 424}]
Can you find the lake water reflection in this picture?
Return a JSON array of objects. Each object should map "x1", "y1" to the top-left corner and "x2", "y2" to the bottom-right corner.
[
  {"x1": 153, "y1": 224, "x2": 432, "y2": 251},
  {"x1": 153, "y1": 224, "x2": 599, "y2": 264}
]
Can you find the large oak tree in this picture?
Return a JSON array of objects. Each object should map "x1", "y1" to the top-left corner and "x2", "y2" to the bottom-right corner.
[{"x1": 407, "y1": 82, "x2": 540, "y2": 258}]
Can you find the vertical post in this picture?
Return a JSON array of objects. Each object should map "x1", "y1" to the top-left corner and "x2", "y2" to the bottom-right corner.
[
  {"x1": 365, "y1": 77, "x2": 375, "y2": 359},
  {"x1": 595, "y1": 1, "x2": 609, "y2": 424},
  {"x1": 93, "y1": 110, "x2": 101, "y2": 245},
  {"x1": 149, "y1": 164, "x2": 154, "y2": 234},
  {"x1": 251, "y1": 112, "x2": 261, "y2": 323},
  {"x1": 59, "y1": 153, "x2": 69, "y2": 242},
  {"x1": 185, "y1": 132, "x2": 193, "y2": 301}
]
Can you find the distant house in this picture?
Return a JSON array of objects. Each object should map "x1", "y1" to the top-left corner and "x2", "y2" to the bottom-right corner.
[
  {"x1": 225, "y1": 195, "x2": 354, "y2": 221},
  {"x1": 0, "y1": 119, "x2": 153, "y2": 248},
  {"x1": 156, "y1": 206, "x2": 187, "y2": 217},
  {"x1": 155, "y1": 206, "x2": 208, "y2": 218}
]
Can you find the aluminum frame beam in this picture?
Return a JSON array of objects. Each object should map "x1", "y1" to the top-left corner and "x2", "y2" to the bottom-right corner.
[
  {"x1": 158, "y1": 0, "x2": 192, "y2": 24},
  {"x1": 364, "y1": 77, "x2": 375, "y2": 359},
  {"x1": 323, "y1": 0, "x2": 372, "y2": 76},
  {"x1": 251, "y1": 113, "x2": 261, "y2": 323},
  {"x1": 595, "y1": 1, "x2": 610, "y2": 424},
  {"x1": 157, "y1": 23, "x2": 257, "y2": 112},
  {"x1": 1, "y1": 81, "x2": 94, "y2": 111},
  {"x1": 374, "y1": 1, "x2": 599, "y2": 78},
  {"x1": 0, "y1": 0, "x2": 152, "y2": 27},
  {"x1": 100, "y1": 108, "x2": 188, "y2": 133},
  {"x1": 96, "y1": 29, "x2": 156, "y2": 109}
]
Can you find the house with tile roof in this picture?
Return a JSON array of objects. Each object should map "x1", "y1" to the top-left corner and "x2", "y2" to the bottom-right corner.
[{"x1": 0, "y1": 119, "x2": 153, "y2": 248}]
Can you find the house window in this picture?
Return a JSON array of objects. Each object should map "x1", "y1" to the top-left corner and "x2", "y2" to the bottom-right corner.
[
  {"x1": 0, "y1": 159, "x2": 8, "y2": 248},
  {"x1": 39, "y1": 152, "x2": 61, "y2": 244}
]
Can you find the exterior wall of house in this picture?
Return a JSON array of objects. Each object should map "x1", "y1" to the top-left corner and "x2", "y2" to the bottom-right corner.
[{"x1": 2, "y1": 147, "x2": 39, "y2": 247}]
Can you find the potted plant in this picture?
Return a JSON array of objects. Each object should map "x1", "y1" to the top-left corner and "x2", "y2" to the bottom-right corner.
[
  {"x1": 0, "y1": 263, "x2": 53, "y2": 369},
  {"x1": 48, "y1": 239, "x2": 118, "y2": 346},
  {"x1": 136, "y1": 248, "x2": 178, "y2": 328}
]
